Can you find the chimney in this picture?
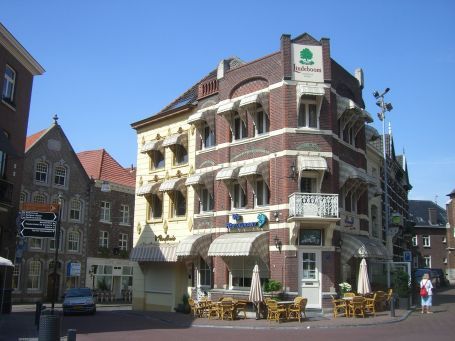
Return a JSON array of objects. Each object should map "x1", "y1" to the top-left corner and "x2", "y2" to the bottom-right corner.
[{"x1": 428, "y1": 207, "x2": 437, "y2": 225}]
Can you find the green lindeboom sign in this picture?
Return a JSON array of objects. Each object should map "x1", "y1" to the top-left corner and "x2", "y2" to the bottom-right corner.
[{"x1": 226, "y1": 213, "x2": 267, "y2": 230}]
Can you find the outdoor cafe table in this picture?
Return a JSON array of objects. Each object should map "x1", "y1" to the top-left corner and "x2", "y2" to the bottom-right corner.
[{"x1": 277, "y1": 301, "x2": 294, "y2": 319}]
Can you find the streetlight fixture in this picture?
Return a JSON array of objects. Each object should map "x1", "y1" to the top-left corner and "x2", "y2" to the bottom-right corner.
[{"x1": 373, "y1": 88, "x2": 393, "y2": 254}]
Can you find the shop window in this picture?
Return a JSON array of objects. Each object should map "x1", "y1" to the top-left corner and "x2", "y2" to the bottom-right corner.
[
  {"x1": 255, "y1": 179, "x2": 270, "y2": 206},
  {"x1": 232, "y1": 113, "x2": 247, "y2": 141},
  {"x1": 298, "y1": 95, "x2": 318, "y2": 128},
  {"x1": 35, "y1": 162, "x2": 49, "y2": 183},
  {"x1": 198, "y1": 258, "x2": 212, "y2": 287},
  {"x1": 150, "y1": 150, "x2": 165, "y2": 170},
  {"x1": 232, "y1": 183, "x2": 246, "y2": 209},
  {"x1": 200, "y1": 188, "x2": 214, "y2": 212},
  {"x1": 27, "y1": 260, "x2": 41, "y2": 290},
  {"x1": 2, "y1": 65, "x2": 16, "y2": 104},
  {"x1": 202, "y1": 122, "x2": 215, "y2": 149},
  {"x1": 147, "y1": 194, "x2": 162, "y2": 220},
  {"x1": 229, "y1": 257, "x2": 266, "y2": 289},
  {"x1": 170, "y1": 190, "x2": 186, "y2": 217}
]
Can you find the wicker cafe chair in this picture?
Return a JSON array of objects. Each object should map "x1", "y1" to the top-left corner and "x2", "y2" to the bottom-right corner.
[
  {"x1": 343, "y1": 292, "x2": 356, "y2": 298},
  {"x1": 287, "y1": 297, "x2": 307, "y2": 322},
  {"x1": 374, "y1": 291, "x2": 387, "y2": 311},
  {"x1": 349, "y1": 296, "x2": 366, "y2": 318},
  {"x1": 220, "y1": 300, "x2": 236, "y2": 320},
  {"x1": 188, "y1": 298, "x2": 203, "y2": 317},
  {"x1": 385, "y1": 288, "x2": 394, "y2": 308},
  {"x1": 364, "y1": 293, "x2": 377, "y2": 317},
  {"x1": 331, "y1": 295, "x2": 348, "y2": 318},
  {"x1": 266, "y1": 300, "x2": 287, "y2": 323},
  {"x1": 235, "y1": 300, "x2": 248, "y2": 319}
]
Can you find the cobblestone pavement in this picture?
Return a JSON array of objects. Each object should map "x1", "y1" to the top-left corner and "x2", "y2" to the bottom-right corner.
[{"x1": 1, "y1": 286, "x2": 453, "y2": 341}]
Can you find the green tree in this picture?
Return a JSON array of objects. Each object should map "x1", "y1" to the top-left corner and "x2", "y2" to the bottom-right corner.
[{"x1": 299, "y1": 48, "x2": 314, "y2": 64}]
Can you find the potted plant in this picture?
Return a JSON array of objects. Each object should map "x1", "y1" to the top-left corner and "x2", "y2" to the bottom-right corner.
[
  {"x1": 264, "y1": 279, "x2": 282, "y2": 300},
  {"x1": 392, "y1": 269, "x2": 410, "y2": 309},
  {"x1": 338, "y1": 282, "x2": 352, "y2": 296}
]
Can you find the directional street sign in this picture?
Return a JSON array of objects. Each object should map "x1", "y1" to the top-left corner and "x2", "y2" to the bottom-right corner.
[{"x1": 19, "y1": 211, "x2": 58, "y2": 238}]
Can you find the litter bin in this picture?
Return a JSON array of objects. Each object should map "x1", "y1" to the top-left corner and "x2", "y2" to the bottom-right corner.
[
  {"x1": 0, "y1": 288, "x2": 12, "y2": 314},
  {"x1": 38, "y1": 310, "x2": 61, "y2": 341}
]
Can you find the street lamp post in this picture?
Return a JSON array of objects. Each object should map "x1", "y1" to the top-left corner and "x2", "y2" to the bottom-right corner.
[{"x1": 373, "y1": 88, "x2": 393, "y2": 255}]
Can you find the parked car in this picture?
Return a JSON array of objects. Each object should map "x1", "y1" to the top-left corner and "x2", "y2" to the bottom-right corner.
[
  {"x1": 63, "y1": 288, "x2": 96, "y2": 315},
  {"x1": 430, "y1": 268, "x2": 450, "y2": 287}
]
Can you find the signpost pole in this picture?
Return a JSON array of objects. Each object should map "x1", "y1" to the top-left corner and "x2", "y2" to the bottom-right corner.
[{"x1": 51, "y1": 198, "x2": 62, "y2": 313}]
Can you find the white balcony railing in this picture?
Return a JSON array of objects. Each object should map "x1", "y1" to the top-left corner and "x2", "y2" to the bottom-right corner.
[{"x1": 289, "y1": 193, "x2": 339, "y2": 219}]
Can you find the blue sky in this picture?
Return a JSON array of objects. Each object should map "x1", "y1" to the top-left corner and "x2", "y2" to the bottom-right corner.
[{"x1": 1, "y1": 0, "x2": 454, "y2": 206}]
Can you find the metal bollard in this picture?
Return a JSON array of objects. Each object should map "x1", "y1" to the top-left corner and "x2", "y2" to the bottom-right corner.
[
  {"x1": 38, "y1": 311, "x2": 60, "y2": 341},
  {"x1": 67, "y1": 329, "x2": 77, "y2": 341},
  {"x1": 390, "y1": 295, "x2": 395, "y2": 317},
  {"x1": 35, "y1": 302, "x2": 43, "y2": 329}
]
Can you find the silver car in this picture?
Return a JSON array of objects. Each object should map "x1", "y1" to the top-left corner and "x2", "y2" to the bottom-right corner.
[{"x1": 63, "y1": 288, "x2": 96, "y2": 315}]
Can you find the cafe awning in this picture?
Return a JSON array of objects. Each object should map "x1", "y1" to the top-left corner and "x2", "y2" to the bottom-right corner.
[
  {"x1": 340, "y1": 233, "x2": 392, "y2": 264},
  {"x1": 136, "y1": 182, "x2": 161, "y2": 196},
  {"x1": 208, "y1": 231, "x2": 269, "y2": 258},
  {"x1": 159, "y1": 178, "x2": 186, "y2": 192},
  {"x1": 176, "y1": 233, "x2": 213, "y2": 259},
  {"x1": 130, "y1": 243, "x2": 177, "y2": 262}
]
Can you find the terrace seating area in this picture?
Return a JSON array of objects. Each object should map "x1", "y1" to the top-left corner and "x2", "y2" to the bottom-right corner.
[{"x1": 331, "y1": 290, "x2": 392, "y2": 318}]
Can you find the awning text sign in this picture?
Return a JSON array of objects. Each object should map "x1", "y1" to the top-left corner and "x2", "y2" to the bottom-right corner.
[{"x1": 19, "y1": 211, "x2": 57, "y2": 238}]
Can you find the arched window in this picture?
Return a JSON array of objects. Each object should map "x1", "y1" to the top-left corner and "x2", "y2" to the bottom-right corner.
[
  {"x1": 68, "y1": 231, "x2": 80, "y2": 252},
  {"x1": 54, "y1": 165, "x2": 67, "y2": 186},
  {"x1": 69, "y1": 199, "x2": 82, "y2": 221},
  {"x1": 35, "y1": 162, "x2": 49, "y2": 183},
  {"x1": 27, "y1": 260, "x2": 41, "y2": 290},
  {"x1": 254, "y1": 105, "x2": 269, "y2": 135},
  {"x1": 33, "y1": 193, "x2": 47, "y2": 204},
  {"x1": 232, "y1": 112, "x2": 247, "y2": 140}
]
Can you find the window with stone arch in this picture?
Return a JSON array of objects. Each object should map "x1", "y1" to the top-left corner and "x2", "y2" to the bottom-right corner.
[
  {"x1": 54, "y1": 165, "x2": 68, "y2": 187},
  {"x1": 69, "y1": 198, "x2": 82, "y2": 221},
  {"x1": 68, "y1": 230, "x2": 80, "y2": 252},
  {"x1": 35, "y1": 161, "x2": 49, "y2": 183},
  {"x1": 32, "y1": 193, "x2": 47, "y2": 204},
  {"x1": 27, "y1": 260, "x2": 41, "y2": 290}
]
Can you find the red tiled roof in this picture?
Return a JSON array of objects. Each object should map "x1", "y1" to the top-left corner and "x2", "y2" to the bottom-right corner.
[
  {"x1": 77, "y1": 149, "x2": 135, "y2": 188},
  {"x1": 25, "y1": 129, "x2": 47, "y2": 151}
]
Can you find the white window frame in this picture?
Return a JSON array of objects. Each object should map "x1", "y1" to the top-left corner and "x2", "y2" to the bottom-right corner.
[
  {"x1": 202, "y1": 122, "x2": 215, "y2": 149},
  {"x1": 12, "y1": 263, "x2": 21, "y2": 290},
  {"x1": 99, "y1": 231, "x2": 109, "y2": 248},
  {"x1": 100, "y1": 201, "x2": 111, "y2": 222},
  {"x1": 298, "y1": 96, "x2": 318, "y2": 129},
  {"x1": 54, "y1": 165, "x2": 67, "y2": 187},
  {"x1": 28, "y1": 237, "x2": 43, "y2": 250},
  {"x1": 197, "y1": 257, "x2": 212, "y2": 288},
  {"x1": 424, "y1": 255, "x2": 431, "y2": 268},
  {"x1": 68, "y1": 231, "x2": 80, "y2": 252},
  {"x1": 69, "y1": 199, "x2": 81, "y2": 221},
  {"x1": 32, "y1": 193, "x2": 47, "y2": 204},
  {"x1": 35, "y1": 162, "x2": 49, "y2": 184},
  {"x1": 254, "y1": 107, "x2": 269, "y2": 136},
  {"x1": 49, "y1": 230, "x2": 64, "y2": 251},
  {"x1": 173, "y1": 144, "x2": 188, "y2": 166},
  {"x1": 27, "y1": 260, "x2": 41, "y2": 290},
  {"x1": 200, "y1": 187, "x2": 213, "y2": 213},
  {"x1": 232, "y1": 113, "x2": 247, "y2": 141},
  {"x1": 412, "y1": 235, "x2": 418, "y2": 246},
  {"x1": 120, "y1": 204, "x2": 130, "y2": 225},
  {"x1": 232, "y1": 182, "x2": 246, "y2": 209},
  {"x1": 2, "y1": 65, "x2": 16, "y2": 103},
  {"x1": 255, "y1": 178, "x2": 269, "y2": 207},
  {"x1": 422, "y1": 235, "x2": 431, "y2": 247},
  {"x1": 170, "y1": 190, "x2": 186, "y2": 217},
  {"x1": 119, "y1": 233, "x2": 128, "y2": 251}
]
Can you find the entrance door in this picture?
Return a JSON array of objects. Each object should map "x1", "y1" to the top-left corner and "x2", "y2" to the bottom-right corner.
[
  {"x1": 47, "y1": 273, "x2": 60, "y2": 301},
  {"x1": 112, "y1": 276, "x2": 121, "y2": 299},
  {"x1": 299, "y1": 251, "x2": 321, "y2": 308}
]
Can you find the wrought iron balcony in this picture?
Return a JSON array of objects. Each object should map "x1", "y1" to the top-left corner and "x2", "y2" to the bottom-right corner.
[
  {"x1": 288, "y1": 193, "x2": 339, "y2": 219},
  {"x1": 0, "y1": 178, "x2": 13, "y2": 205}
]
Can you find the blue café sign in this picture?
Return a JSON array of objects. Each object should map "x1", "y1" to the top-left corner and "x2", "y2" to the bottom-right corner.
[{"x1": 226, "y1": 213, "x2": 267, "y2": 230}]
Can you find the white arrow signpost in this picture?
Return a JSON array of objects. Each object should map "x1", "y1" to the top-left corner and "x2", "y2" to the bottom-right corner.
[{"x1": 19, "y1": 211, "x2": 57, "y2": 238}]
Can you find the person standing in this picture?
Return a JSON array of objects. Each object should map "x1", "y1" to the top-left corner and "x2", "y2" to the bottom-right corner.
[{"x1": 420, "y1": 273, "x2": 434, "y2": 313}]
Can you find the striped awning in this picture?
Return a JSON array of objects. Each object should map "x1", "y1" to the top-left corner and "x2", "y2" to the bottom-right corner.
[
  {"x1": 339, "y1": 162, "x2": 371, "y2": 188},
  {"x1": 159, "y1": 178, "x2": 186, "y2": 192},
  {"x1": 217, "y1": 101, "x2": 238, "y2": 115},
  {"x1": 298, "y1": 156, "x2": 328, "y2": 171},
  {"x1": 141, "y1": 140, "x2": 163, "y2": 153},
  {"x1": 187, "y1": 111, "x2": 204, "y2": 124},
  {"x1": 238, "y1": 161, "x2": 269, "y2": 178},
  {"x1": 136, "y1": 182, "x2": 161, "y2": 196},
  {"x1": 130, "y1": 243, "x2": 178, "y2": 262},
  {"x1": 187, "y1": 109, "x2": 216, "y2": 125},
  {"x1": 299, "y1": 84, "x2": 325, "y2": 96},
  {"x1": 176, "y1": 233, "x2": 213, "y2": 259},
  {"x1": 162, "y1": 133, "x2": 187, "y2": 147},
  {"x1": 239, "y1": 94, "x2": 259, "y2": 107},
  {"x1": 340, "y1": 233, "x2": 392, "y2": 264},
  {"x1": 215, "y1": 167, "x2": 241, "y2": 181},
  {"x1": 208, "y1": 231, "x2": 269, "y2": 257},
  {"x1": 337, "y1": 95, "x2": 373, "y2": 123},
  {"x1": 185, "y1": 171, "x2": 214, "y2": 186}
]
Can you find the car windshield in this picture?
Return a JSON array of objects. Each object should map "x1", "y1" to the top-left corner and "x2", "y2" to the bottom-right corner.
[{"x1": 65, "y1": 288, "x2": 92, "y2": 298}]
